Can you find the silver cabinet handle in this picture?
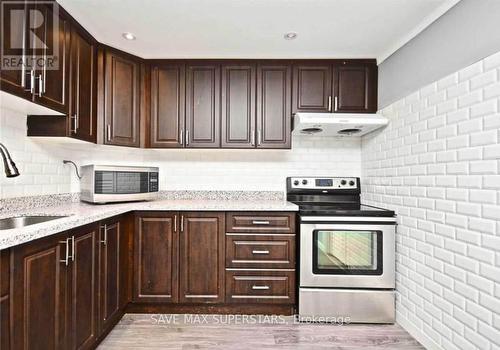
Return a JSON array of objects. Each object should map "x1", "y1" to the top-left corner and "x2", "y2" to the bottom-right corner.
[
  {"x1": 106, "y1": 125, "x2": 111, "y2": 142},
  {"x1": 174, "y1": 215, "x2": 178, "y2": 232},
  {"x1": 180, "y1": 130, "x2": 184, "y2": 146},
  {"x1": 21, "y1": 12, "x2": 26, "y2": 88},
  {"x1": 251, "y1": 130, "x2": 255, "y2": 146},
  {"x1": 185, "y1": 130, "x2": 190, "y2": 146},
  {"x1": 59, "y1": 238, "x2": 70, "y2": 266},
  {"x1": 252, "y1": 220, "x2": 270, "y2": 225},
  {"x1": 180, "y1": 215, "x2": 184, "y2": 232},
  {"x1": 252, "y1": 285, "x2": 270, "y2": 290},
  {"x1": 69, "y1": 236, "x2": 75, "y2": 262},
  {"x1": 257, "y1": 130, "x2": 261, "y2": 146},
  {"x1": 21, "y1": 67, "x2": 26, "y2": 87},
  {"x1": 70, "y1": 115, "x2": 77, "y2": 133},
  {"x1": 38, "y1": 74, "x2": 43, "y2": 97},
  {"x1": 334, "y1": 96, "x2": 338, "y2": 112},
  {"x1": 30, "y1": 70, "x2": 35, "y2": 94},
  {"x1": 100, "y1": 225, "x2": 107, "y2": 245},
  {"x1": 328, "y1": 96, "x2": 332, "y2": 111},
  {"x1": 252, "y1": 250, "x2": 270, "y2": 255}
]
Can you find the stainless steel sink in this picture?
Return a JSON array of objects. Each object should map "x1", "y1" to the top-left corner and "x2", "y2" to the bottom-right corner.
[{"x1": 0, "y1": 216, "x2": 68, "y2": 230}]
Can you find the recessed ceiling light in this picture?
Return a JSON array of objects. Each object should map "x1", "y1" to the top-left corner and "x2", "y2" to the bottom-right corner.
[
  {"x1": 122, "y1": 32, "x2": 136, "y2": 40},
  {"x1": 284, "y1": 32, "x2": 298, "y2": 40}
]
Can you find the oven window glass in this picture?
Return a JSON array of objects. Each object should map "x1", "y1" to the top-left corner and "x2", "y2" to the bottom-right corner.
[{"x1": 312, "y1": 230, "x2": 383, "y2": 275}]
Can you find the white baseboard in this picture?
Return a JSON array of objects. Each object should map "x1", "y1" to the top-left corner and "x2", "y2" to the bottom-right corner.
[{"x1": 397, "y1": 314, "x2": 441, "y2": 350}]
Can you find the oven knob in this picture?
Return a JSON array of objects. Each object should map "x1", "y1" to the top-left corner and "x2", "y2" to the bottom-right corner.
[
  {"x1": 341, "y1": 180, "x2": 347, "y2": 185},
  {"x1": 293, "y1": 180, "x2": 299, "y2": 186},
  {"x1": 349, "y1": 180, "x2": 355, "y2": 186},
  {"x1": 302, "y1": 179, "x2": 308, "y2": 185}
]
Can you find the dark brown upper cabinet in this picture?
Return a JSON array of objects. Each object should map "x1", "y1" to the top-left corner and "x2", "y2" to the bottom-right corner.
[
  {"x1": 0, "y1": 2, "x2": 70, "y2": 113},
  {"x1": 185, "y1": 63, "x2": 221, "y2": 148},
  {"x1": 256, "y1": 63, "x2": 292, "y2": 149},
  {"x1": 334, "y1": 61, "x2": 377, "y2": 113},
  {"x1": 150, "y1": 64, "x2": 185, "y2": 148},
  {"x1": 69, "y1": 27, "x2": 97, "y2": 143},
  {"x1": 103, "y1": 50, "x2": 141, "y2": 147},
  {"x1": 179, "y1": 212, "x2": 225, "y2": 303},
  {"x1": 134, "y1": 213, "x2": 179, "y2": 303},
  {"x1": 33, "y1": 4, "x2": 70, "y2": 114},
  {"x1": 221, "y1": 63, "x2": 256, "y2": 148},
  {"x1": 292, "y1": 60, "x2": 378, "y2": 114},
  {"x1": 0, "y1": 1, "x2": 33, "y2": 100},
  {"x1": 292, "y1": 63, "x2": 332, "y2": 113}
]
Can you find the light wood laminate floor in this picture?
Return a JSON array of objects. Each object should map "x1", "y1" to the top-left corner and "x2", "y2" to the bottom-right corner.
[{"x1": 98, "y1": 314, "x2": 424, "y2": 350}]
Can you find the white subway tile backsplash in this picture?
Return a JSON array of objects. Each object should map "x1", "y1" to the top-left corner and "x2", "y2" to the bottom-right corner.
[
  {"x1": 459, "y1": 61, "x2": 484, "y2": 82},
  {"x1": 363, "y1": 51, "x2": 500, "y2": 350},
  {"x1": 470, "y1": 70, "x2": 498, "y2": 90},
  {"x1": 0, "y1": 109, "x2": 361, "y2": 199}
]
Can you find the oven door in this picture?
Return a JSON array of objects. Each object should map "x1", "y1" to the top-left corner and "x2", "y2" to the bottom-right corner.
[{"x1": 300, "y1": 218, "x2": 396, "y2": 289}]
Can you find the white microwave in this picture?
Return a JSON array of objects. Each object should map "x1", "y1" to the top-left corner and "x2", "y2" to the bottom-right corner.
[{"x1": 80, "y1": 165, "x2": 159, "y2": 204}]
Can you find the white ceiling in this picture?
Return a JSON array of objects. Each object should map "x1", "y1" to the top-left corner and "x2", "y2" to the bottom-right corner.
[{"x1": 57, "y1": 0, "x2": 461, "y2": 62}]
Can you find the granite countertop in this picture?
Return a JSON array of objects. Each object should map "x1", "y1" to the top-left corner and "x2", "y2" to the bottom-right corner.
[{"x1": 0, "y1": 193, "x2": 298, "y2": 249}]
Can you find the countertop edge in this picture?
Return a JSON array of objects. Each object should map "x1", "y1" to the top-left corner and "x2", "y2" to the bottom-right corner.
[{"x1": 0, "y1": 201, "x2": 299, "y2": 250}]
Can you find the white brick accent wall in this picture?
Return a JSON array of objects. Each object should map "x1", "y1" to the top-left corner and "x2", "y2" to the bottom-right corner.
[
  {"x1": 0, "y1": 108, "x2": 361, "y2": 199},
  {"x1": 362, "y1": 51, "x2": 500, "y2": 350}
]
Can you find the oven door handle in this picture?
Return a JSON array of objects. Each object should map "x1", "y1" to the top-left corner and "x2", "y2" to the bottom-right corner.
[{"x1": 300, "y1": 216, "x2": 397, "y2": 224}]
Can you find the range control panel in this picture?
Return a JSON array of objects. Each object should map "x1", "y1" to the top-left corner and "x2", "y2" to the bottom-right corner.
[{"x1": 289, "y1": 177, "x2": 359, "y2": 190}]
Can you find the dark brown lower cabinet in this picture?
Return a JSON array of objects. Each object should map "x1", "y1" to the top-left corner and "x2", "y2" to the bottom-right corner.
[
  {"x1": 99, "y1": 218, "x2": 127, "y2": 333},
  {"x1": 10, "y1": 216, "x2": 132, "y2": 350},
  {"x1": 1, "y1": 249, "x2": 10, "y2": 350},
  {"x1": 134, "y1": 213, "x2": 179, "y2": 303},
  {"x1": 7, "y1": 210, "x2": 295, "y2": 348},
  {"x1": 179, "y1": 212, "x2": 225, "y2": 303},
  {"x1": 69, "y1": 226, "x2": 99, "y2": 350},
  {"x1": 11, "y1": 231, "x2": 69, "y2": 349}
]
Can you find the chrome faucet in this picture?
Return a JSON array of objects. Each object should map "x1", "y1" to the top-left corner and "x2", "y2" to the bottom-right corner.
[{"x1": 0, "y1": 142, "x2": 20, "y2": 178}]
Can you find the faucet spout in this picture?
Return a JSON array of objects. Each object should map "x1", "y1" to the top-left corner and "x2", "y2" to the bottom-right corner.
[{"x1": 0, "y1": 142, "x2": 20, "y2": 178}]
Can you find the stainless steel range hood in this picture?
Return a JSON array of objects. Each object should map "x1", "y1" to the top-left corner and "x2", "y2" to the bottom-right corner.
[{"x1": 293, "y1": 113, "x2": 389, "y2": 137}]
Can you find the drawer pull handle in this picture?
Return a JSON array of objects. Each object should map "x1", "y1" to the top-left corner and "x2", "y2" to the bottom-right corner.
[
  {"x1": 252, "y1": 250, "x2": 270, "y2": 255},
  {"x1": 252, "y1": 285, "x2": 270, "y2": 290},
  {"x1": 252, "y1": 220, "x2": 270, "y2": 225}
]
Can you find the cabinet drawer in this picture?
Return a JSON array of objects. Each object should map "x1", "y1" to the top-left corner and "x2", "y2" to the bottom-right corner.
[
  {"x1": 226, "y1": 234, "x2": 295, "y2": 269},
  {"x1": 226, "y1": 270, "x2": 295, "y2": 304},
  {"x1": 226, "y1": 212, "x2": 295, "y2": 233}
]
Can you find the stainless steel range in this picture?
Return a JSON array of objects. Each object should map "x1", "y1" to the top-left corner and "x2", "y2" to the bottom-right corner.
[{"x1": 286, "y1": 177, "x2": 397, "y2": 323}]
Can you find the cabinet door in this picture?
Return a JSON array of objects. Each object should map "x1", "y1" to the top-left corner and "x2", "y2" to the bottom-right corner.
[
  {"x1": 0, "y1": 1, "x2": 33, "y2": 100},
  {"x1": 221, "y1": 63, "x2": 256, "y2": 148},
  {"x1": 12, "y1": 234, "x2": 68, "y2": 350},
  {"x1": 292, "y1": 64, "x2": 332, "y2": 113},
  {"x1": 185, "y1": 64, "x2": 221, "y2": 148},
  {"x1": 150, "y1": 64, "x2": 185, "y2": 148},
  {"x1": 179, "y1": 212, "x2": 225, "y2": 303},
  {"x1": 257, "y1": 63, "x2": 291, "y2": 149},
  {"x1": 134, "y1": 213, "x2": 179, "y2": 302},
  {"x1": 69, "y1": 226, "x2": 99, "y2": 350},
  {"x1": 334, "y1": 62, "x2": 377, "y2": 113},
  {"x1": 99, "y1": 222, "x2": 122, "y2": 332},
  {"x1": 104, "y1": 51, "x2": 140, "y2": 147},
  {"x1": 0, "y1": 250, "x2": 10, "y2": 350},
  {"x1": 69, "y1": 27, "x2": 97, "y2": 143},
  {"x1": 33, "y1": 4, "x2": 70, "y2": 114}
]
